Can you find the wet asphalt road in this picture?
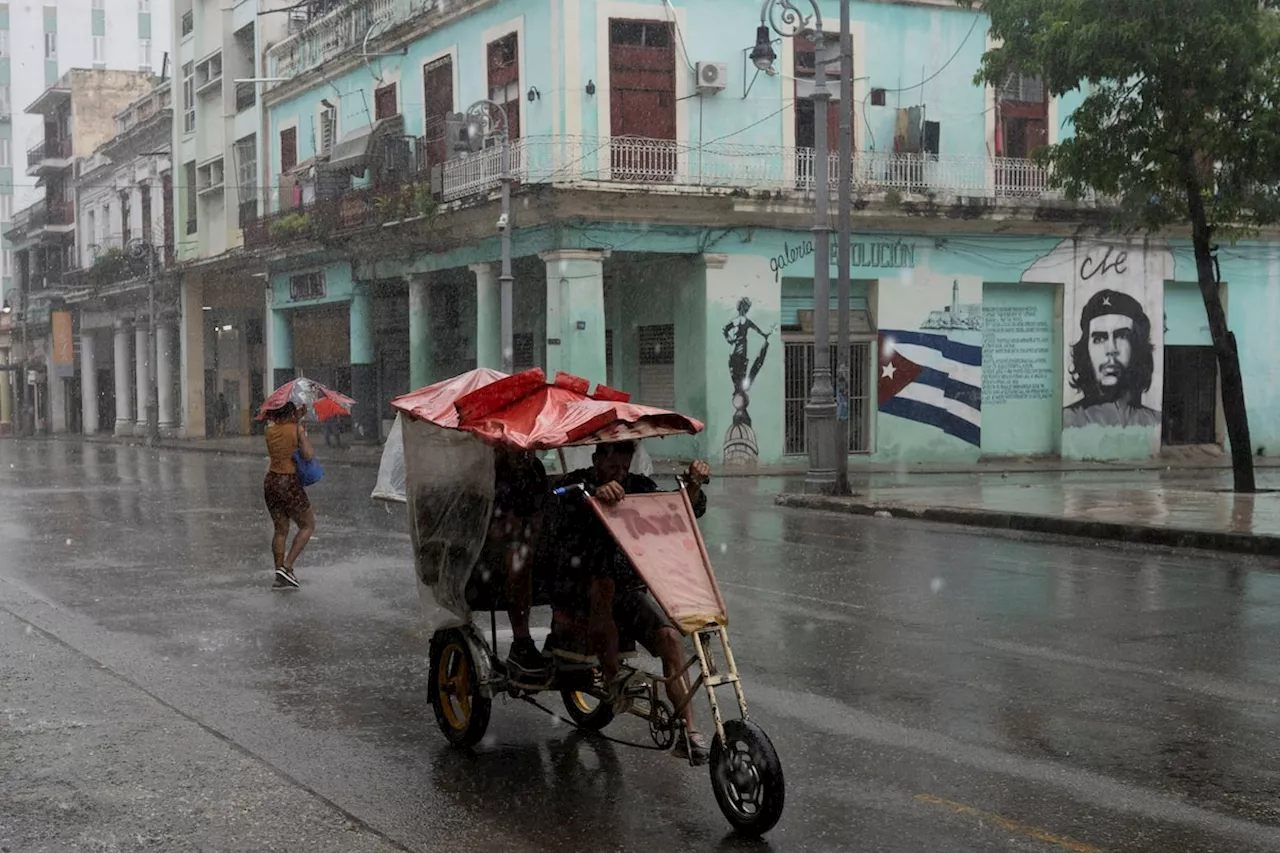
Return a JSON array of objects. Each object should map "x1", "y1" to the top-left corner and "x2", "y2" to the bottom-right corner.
[{"x1": 3, "y1": 441, "x2": 1280, "y2": 853}]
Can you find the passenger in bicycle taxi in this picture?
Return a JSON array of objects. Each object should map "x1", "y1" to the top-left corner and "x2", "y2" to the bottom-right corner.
[
  {"x1": 490, "y1": 445, "x2": 551, "y2": 684},
  {"x1": 557, "y1": 440, "x2": 712, "y2": 764}
]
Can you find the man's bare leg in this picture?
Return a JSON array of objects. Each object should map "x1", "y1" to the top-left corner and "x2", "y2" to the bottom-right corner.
[{"x1": 588, "y1": 576, "x2": 621, "y2": 683}]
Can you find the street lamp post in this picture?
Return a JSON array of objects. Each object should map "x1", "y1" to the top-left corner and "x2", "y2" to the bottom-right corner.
[
  {"x1": 754, "y1": 0, "x2": 837, "y2": 493},
  {"x1": 458, "y1": 99, "x2": 515, "y2": 374}
]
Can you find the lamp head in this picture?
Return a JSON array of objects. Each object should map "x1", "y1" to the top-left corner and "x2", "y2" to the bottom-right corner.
[{"x1": 751, "y1": 25, "x2": 777, "y2": 72}]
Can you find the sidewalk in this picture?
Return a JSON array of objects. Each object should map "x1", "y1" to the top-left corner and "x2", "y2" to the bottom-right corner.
[
  {"x1": 42, "y1": 433, "x2": 1280, "y2": 554},
  {"x1": 778, "y1": 467, "x2": 1280, "y2": 556},
  {"x1": 51, "y1": 432, "x2": 1280, "y2": 476}
]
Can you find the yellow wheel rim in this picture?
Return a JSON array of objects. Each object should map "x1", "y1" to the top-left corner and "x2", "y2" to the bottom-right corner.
[
  {"x1": 437, "y1": 643, "x2": 472, "y2": 732},
  {"x1": 569, "y1": 691, "x2": 597, "y2": 714}
]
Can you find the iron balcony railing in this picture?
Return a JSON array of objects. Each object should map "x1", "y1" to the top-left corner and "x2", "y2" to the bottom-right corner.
[
  {"x1": 27, "y1": 136, "x2": 73, "y2": 169},
  {"x1": 267, "y1": 0, "x2": 440, "y2": 86},
  {"x1": 439, "y1": 136, "x2": 1071, "y2": 204}
]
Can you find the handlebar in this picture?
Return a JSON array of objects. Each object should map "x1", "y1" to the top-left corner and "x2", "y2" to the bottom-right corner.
[{"x1": 551, "y1": 473, "x2": 704, "y2": 498}]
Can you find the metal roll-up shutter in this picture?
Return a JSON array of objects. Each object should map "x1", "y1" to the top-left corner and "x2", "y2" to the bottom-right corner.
[{"x1": 637, "y1": 324, "x2": 675, "y2": 409}]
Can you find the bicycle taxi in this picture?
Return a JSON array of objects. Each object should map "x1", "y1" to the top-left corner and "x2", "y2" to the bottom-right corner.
[{"x1": 373, "y1": 368, "x2": 785, "y2": 836}]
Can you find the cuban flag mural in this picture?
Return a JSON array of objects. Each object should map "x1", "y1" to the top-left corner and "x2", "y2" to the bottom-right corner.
[{"x1": 877, "y1": 280, "x2": 983, "y2": 447}]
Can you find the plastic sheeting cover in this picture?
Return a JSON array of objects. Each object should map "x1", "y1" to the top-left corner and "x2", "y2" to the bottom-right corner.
[
  {"x1": 371, "y1": 413, "x2": 407, "y2": 504},
  {"x1": 402, "y1": 417, "x2": 495, "y2": 631}
]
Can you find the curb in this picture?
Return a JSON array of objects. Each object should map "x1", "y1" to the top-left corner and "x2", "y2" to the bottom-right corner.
[{"x1": 774, "y1": 494, "x2": 1280, "y2": 557}]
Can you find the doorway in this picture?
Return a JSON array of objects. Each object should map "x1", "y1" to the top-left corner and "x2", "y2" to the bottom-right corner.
[{"x1": 1162, "y1": 346, "x2": 1217, "y2": 445}]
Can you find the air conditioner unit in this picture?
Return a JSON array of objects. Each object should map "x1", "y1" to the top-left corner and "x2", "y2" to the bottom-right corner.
[{"x1": 695, "y1": 61, "x2": 728, "y2": 94}]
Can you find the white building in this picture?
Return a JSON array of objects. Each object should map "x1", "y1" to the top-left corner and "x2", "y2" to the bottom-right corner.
[
  {"x1": 69, "y1": 80, "x2": 176, "y2": 436},
  {"x1": 1, "y1": 0, "x2": 172, "y2": 305}
]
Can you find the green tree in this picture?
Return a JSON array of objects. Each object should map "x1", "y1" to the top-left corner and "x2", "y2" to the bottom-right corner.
[{"x1": 967, "y1": 0, "x2": 1280, "y2": 491}]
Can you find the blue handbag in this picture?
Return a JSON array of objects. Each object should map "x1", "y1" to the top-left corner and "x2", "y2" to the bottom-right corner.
[{"x1": 294, "y1": 424, "x2": 324, "y2": 487}]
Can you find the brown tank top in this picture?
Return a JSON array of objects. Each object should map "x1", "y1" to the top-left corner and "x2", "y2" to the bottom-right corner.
[{"x1": 264, "y1": 422, "x2": 299, "y2": 475}]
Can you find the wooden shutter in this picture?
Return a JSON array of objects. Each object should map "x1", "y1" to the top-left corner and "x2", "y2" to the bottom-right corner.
[
  {"x1": 423, "y1": 55, "x2": 454, "y2": 166},
  {"x1": 487, "y1": 34, "x2": 520, "y2": 140},
  {"x1": 375, "y1": 83, "x2": 398, "y2": 120},
  {"x1": 280, "y1": 127, "x2": 297, "y2": 173}
]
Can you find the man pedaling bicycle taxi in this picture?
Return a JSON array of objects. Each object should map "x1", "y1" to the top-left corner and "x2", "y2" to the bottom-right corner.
[{"x1": 557, "y1": 441, "x2": 712, "y2": 765}]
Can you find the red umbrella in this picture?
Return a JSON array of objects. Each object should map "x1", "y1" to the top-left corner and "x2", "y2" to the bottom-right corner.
[
  {"x1": 443, "y1": 370, "x2": 704, "y2": 450},
  {"x1": 257, "y1": 377, "x2": 356, "y2": 422}
]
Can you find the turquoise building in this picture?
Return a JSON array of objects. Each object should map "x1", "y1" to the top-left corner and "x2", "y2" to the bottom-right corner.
[{"x1": 247, "y1": 0, "x2": 1280, "y2": 465}]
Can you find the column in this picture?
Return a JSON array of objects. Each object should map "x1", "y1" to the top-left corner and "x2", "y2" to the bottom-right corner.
[
  {"x1": 180, "y1": 276, "x2": 206, "y2": 438},
  {"x1": 80, "y1": 331, "x2": 99, "y2": 435},
  {"x1": 113, "y1": 319, "x2": 134, "y2": 436},
  {"x1": 270, "y1": 304, "x2": 294, "y2": 389},
  {"x1": 156, "y1": 320, "x2": 176, "y2": 432},
  {"x1": 349, "y1": 286, "x2": 379, "y2": 442},
  {"x1": 697, "y1": 252, "x2": 783, "y2": 466},
  {"x1": 540, "y1": 250, "x2": 607, "y2": 384},
  {"x1": 0, "y1": 347, "x2": 11, "y2": 434},
  {"x1": 48, "y1": 336, "x2": 67, "y2": 435},
  {"x1": 471, "y1": 263, "x2": 502, "y2": 370},
  {"x1": 408, "y1": 273, "x2": 430, "y2": 390},
  {"x1": 134, "y1": 318, "x2": 150, "y2": 434}
]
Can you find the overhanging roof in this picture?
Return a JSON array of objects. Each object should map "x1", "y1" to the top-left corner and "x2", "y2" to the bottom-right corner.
[
  {"x1": 327, "y1": 114, "x2": 404, "y2": 174},
  {"x1": 25, "y1": 86, "x2": 71, "y2": 117}
]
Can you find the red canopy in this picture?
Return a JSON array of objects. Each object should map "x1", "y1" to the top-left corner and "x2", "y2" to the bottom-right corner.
[
  {"x1": 391, "y1": 368, "x2": 703, "y2": 450},
  {"x1": 390, "y1": 367, "x2": 508, "y2": 428},
  {"x1": 454, "y1": 370, "x2": 703, "y2": 450}
]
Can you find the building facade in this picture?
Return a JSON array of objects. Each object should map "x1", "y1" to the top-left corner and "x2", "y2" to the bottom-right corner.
[
  {"x1": 2, "y1": 69, "x2": 156, "y2": 435},
  {"x1": 169, "y1": 0, "x2": 293, "y2": 438},
  {"x1": 69, "y1": 80, "x2": 177, "y2": 438},
  {"x1": 0, "y1": 0, "x2": 1251, "y2": 468}
]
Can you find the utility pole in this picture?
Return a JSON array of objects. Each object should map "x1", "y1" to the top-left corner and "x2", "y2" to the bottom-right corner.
[
  {"x1": 499, "y1": 138, "x2": 514, "y2": 374},
  {"x1": 835, "y1": 0, "x2": 852, "y2": 495}
]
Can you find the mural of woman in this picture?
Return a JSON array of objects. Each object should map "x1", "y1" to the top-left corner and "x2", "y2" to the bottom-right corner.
[{"x1": 722, "y1": 297, "x2": 774, "y2": 465}]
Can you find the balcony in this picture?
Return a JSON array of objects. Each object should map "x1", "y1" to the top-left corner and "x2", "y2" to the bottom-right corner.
[
  {"x1": 267, "y1": 0, "x2": 440, "y2": 87},
  {"x1": 438, "y1": 137, "x2": 1070, "y2": 205},
  {"x1": 242, "y1": 139, "x2": 1080, "y2": 252},
  {"x1": 243, "y1": 173, "x2": 434, "y2": 250},
  {"x1": 63, "y1": 239, "x2": 158, "y2": 293},
  {"x1": 26, "y1": 137, "x2": 74, "y2": 177},
  {"x1": 33, "y1": 201, "x2": 76, "y2": 237}
]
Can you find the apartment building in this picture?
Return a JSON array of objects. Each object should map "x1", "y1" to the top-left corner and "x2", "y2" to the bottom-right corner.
[
  {"x1": 0, "y1": 0, "x2": 172, "y2": 305},
  {"x1": 171, "y1": 0, "x2": 291, "y2": 437}
]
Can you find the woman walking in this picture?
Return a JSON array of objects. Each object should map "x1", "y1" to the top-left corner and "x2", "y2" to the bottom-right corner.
[{"x1": 262, "y1": 401, "x2": 317, "y2": 588}]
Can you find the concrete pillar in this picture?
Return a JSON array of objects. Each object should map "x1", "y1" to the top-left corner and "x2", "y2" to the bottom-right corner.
[
  {"x1": 113, "y1": 319, "x2": 134, "y2": 435},
  {"x1": 48, "y1": 338, "x2": 67, "y2": 435},
  {"x1": 540, "y1": 249, "x2": 607, "y2": 385},
  {"x1": 180, "y1": 276, "x2": 206, "y2": 438},
  {"x1": 408, "y1": 273, "x2": 430, "y2": 390},
  {"x1": 80, "y1": 331, "x2": 99, "y2": 435},
  {"x1": 0, "y1": 348, "x2": 12, "y2": 434},
  {"x1": 156, "y1": 320, "x2": 176, "y2": 432},
  {"x1": 270, "y1": 303, "x2": 293, "y2": 389},
  {"x1": 134, "y1": 319, "x2": 150, "y2": 434},
  {"x1": 470, "y1": 263, "x2": 502, "y2": 371},
  {"x1": 349, "y1": 286, "x2": 379, "y2": 442}
]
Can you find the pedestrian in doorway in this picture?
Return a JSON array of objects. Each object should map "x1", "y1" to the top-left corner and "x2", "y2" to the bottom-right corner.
[
  {"x1": 262, "y1": 401, "x2": 317, "y2": 589},
  {"x1": 214, "y1": 393, "x2": 230, "y2": 437}
]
